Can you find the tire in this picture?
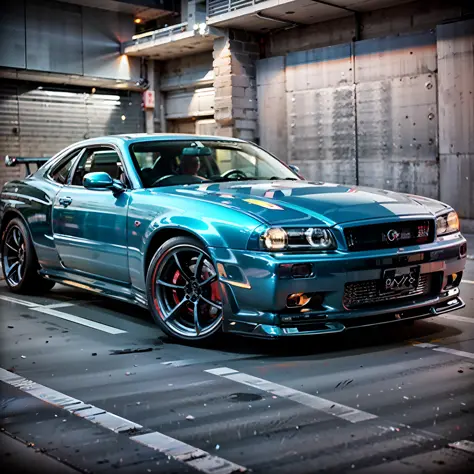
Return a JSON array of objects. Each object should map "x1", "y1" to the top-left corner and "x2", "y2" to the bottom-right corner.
[
  {"x1": 1, "y1": 217, "x2": 56, "y2": 294},
  {"x1": 146, "y1": 236, "x2": 223, "y2": 344}
]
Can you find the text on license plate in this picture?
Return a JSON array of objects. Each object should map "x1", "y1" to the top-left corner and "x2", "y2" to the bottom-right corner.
[{"x1": 381, "y1": 266, "x2": 420, "y2": 293}]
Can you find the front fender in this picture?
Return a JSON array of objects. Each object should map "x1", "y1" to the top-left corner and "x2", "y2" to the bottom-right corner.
[{"x1": 127, "y1": 191, "x2": 264, "y2": 293}]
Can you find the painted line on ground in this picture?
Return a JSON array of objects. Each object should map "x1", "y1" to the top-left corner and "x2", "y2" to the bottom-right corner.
[
  {"x1": 0, "y1": 368, "x2": 248, "y2": 474},
  {"x1": 0, "y1": 294, "x2": 39, "y2": 307},
  {"x1": 413, "y1": 342, "x2": 474, "y2": 360},
  {"x1": 131, "y1": 432, "x2": 247, "y2": 473},
  {"x1": 438, "y1": 314, "x2": 474, "y2": 325},
  {"x1": 0, "y1": 295, "x2": 126, "y2": 335},
  {"x1": 461, "y1": 279, "x2": 474, "y2": 284},
  {"x1": 205, "y1": 367, "x2": 377, "y2": 423},
  {"x1": 40, "y1": 302, "x2": 77, "y2": 309},
  {"x1": 449, "y1": 440, "x2": 474, "y2": 454}
]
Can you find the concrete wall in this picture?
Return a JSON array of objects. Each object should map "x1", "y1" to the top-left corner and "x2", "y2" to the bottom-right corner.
[
  {"x1": 160, "y1": 53, "x2": 214, "y2": 91},
  {"x1": 0, "y1": 0, "x2": 140, "y2": 82},
  {"x1": 158, "y1": 52, "x2": 215, "y2": 125},
  {"x1": 257, "y1": 0, "x2": 474, "y2": 225},
  {"x1": 438, "y1": 19, "x2": 474, "y2": 231},
  {"x1": 260, "y1": 31, "x2": 441, "y2": 196}
]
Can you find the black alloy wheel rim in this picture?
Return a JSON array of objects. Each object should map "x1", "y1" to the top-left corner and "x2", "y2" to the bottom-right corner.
[
  {"x1": 153, "y1": 244, "x2": 223, "y2": 338},
  {"x1": 3, "y1": 226, "x2": 26, "y2": 287}
]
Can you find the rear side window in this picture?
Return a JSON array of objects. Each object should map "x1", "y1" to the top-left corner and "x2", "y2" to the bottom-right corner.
[{"x1": 49, "y1": 149, "x2": 82, "y2": 184}]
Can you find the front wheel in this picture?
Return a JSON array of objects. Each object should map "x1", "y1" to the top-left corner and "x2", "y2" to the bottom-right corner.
[
  {"x1": 1, "y1": 217, "x2": 56, "y2": 294},
  {"x1": 146, "y1": 236, "x2": 223, "y2": 344}
]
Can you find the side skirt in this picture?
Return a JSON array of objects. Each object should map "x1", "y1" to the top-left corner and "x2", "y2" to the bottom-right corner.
[{"x1": 38, "y1": 268, "x2": 149, "y2": 310}]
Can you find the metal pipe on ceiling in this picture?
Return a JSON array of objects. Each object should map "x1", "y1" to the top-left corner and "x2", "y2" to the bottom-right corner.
[
  {"x1": 310, "y1": 0, "x2": 359, "y2": 13},
  {"x1": 255, "y1": 12, "x2": 303, "y2": 27}
]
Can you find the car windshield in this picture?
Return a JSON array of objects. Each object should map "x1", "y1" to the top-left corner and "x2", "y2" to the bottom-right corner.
[{"x1": 129, "y1": 140, "x2": 300, "y2": 188}]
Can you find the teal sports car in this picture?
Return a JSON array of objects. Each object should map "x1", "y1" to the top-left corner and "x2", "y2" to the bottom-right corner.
[{"x1": 0, "y1": 134, "x2": 468, "y2": 343}]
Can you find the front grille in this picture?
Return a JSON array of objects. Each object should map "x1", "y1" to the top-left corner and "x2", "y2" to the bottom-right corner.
[
  {"x1": 343, "y1": 274, "x2": 431, "y2": 309},
  {"x1": 344, "y1": 219, "x2": 435, "y2": 252}
]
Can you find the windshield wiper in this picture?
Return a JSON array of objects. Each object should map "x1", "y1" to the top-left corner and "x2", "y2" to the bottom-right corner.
[
  {"x1": 269, "y1": 176, "x2": 299, "y2": 181},
  {"x1": 210, "y1": 176, "x2": 299, "y2": 183},
  {"x1": 211, "y1": 176, "x2": 264, "y2": 182}
]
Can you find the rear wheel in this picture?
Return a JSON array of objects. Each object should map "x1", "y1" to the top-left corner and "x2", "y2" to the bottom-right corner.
[
  {"x1": 146, "y1": 236, "x2": 223, "y2": 344},
  {"x1": 1, "y1": 218, "x2": 56, "y2": 294}
]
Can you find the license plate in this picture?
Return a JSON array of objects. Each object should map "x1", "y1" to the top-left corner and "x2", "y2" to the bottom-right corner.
[{"x1": 380, "y1": 266, "x2": 420, "y2": 294}]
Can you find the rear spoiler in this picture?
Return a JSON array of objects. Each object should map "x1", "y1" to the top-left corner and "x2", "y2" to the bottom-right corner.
[{"x1": 4, "y1": 155, "x2": 52, "y2": 175}]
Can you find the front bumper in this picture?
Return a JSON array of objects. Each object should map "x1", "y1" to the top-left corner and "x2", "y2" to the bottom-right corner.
[{"x1": 209, "y1": 233, "x2": 467, "y2": 338}]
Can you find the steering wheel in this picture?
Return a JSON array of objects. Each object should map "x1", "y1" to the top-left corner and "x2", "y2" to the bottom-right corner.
[
  {"x1": 151, "y1": 174, "x2": 208, "y2": 188},
  {"x1": 153, "y1": 175, "x2": 175, "y2": 185},
  {"x1": 221, "y1": 169, "x2": 248, "y2": 180}
]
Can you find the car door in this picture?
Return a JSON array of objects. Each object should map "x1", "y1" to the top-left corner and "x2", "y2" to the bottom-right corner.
[{"x1": 52, "y1": 145, "x2": 131, "y2": 284}]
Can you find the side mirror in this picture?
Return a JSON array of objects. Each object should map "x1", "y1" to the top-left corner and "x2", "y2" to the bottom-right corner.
[
  {"x1": 288, "y1": 164, "x2": 300, "y2": 175},
  {"x1": 83, "y1": 172, "x2": 125, "y2": 193}
]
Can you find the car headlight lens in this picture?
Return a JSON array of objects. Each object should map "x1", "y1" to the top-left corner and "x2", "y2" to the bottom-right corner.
[
  {"x1": 304, "y1": 228, "x2": 336, "y2": 249},
  {"x1": 436, "y1": 211, "x2": 460, "y2": 236},
  {"x1": 261, "y1": 227, "x2": 337, "y2": 251},
  {"x1": 263, "y1": 227, "x2": 288, "y2": 250}
]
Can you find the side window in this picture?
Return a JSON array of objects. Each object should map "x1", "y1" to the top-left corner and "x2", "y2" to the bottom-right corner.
[
  {"x1": 49, "y1": 150, "x2": 82, "y2": 185},
  {"x1": 71, "y1": 147, "x2": 129, "y2": 187}
]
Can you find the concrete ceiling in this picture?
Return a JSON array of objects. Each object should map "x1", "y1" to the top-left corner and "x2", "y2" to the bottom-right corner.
[
  {"x1": 207, "y1": 0, "x2": 415, "y2": 31},
  {"x1": 0, "y1": 67, "x2": 145, "y2": 91},
  {"x1": 124, "y1": 31, "x2": 217, "y2": 60},
  {"x1": 55, "y1": 0, "x2": 176, "y2": 21}
]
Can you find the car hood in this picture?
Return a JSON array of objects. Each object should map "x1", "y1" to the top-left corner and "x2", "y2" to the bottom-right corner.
[{"x1": 162, "y1": 180, "x2": 450, "y2": 227}]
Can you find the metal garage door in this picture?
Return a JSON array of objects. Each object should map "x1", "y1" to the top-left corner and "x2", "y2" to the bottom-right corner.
[
  {"x1": 167, "y1": 118, "x2": 217, "y2": 135},
  {"x1": 0, "y1": 80, "x2": 144, "y2": 186},
  {"x1": 165, "y1": 87, "x2": 215, "y2": 121}
]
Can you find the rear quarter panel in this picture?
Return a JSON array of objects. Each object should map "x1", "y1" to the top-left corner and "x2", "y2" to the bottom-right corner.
[{"x1": 1, "y1": 177, "x2": 61, "y2": 269}]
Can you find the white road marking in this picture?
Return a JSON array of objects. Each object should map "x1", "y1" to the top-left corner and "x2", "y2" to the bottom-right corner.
[
  {"x1": 0, "y1": 295, "x2": 38, "y2": 307},
  {"x1": 32, "y1": 306, "x2": 126, "y2": 334},
  {"x1": 0, "y1": 294, "x2": 126, "y2": 335},
  {"x1": 414, "y1": 342, "x2": 474, "y2": 360},
  {"x1": 131, "y1": 432, "x2": 247, "y2": 474},
  {"x1": 41, "y1": 302, "x2": 77, "y2": 309},
  {"x1": 449, "y1": 440, "x2": 474, "y2": 454},
  {"x1": 205, "y1": 367, "x2": 377, "y2": 423},
  {"x1": 0, "y1": 368, "x2": 248, "y2": 474},
  {"x1": 438, "y1": 314, "x2": 474, "y2": 324},
  {"x1": 207, "y1": 367, "x2": 239, "y2": 376},
  {"x1": 461, "y1": 279, "x2": 474, "y2": 284}
]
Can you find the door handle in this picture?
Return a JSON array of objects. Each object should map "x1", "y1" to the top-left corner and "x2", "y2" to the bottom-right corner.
[{"x1": 58, "y1": 197, "x2": 72, "y2": 207}]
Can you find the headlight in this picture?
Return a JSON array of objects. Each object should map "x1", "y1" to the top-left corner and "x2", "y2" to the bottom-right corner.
[
  {"x1": 261, "y1": 227, "x2": 337, "y2": 251},
  {"x1": 262, "y1": 228, "x2": 288, "y2": 250},
  {"x1": 436, "y1": 211, "x2": 460, "y2": 236}
]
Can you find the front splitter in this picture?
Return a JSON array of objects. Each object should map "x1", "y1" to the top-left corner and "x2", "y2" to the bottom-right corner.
[{"x1": 226, "y1": 296, "x2": 465, "y2": 338}]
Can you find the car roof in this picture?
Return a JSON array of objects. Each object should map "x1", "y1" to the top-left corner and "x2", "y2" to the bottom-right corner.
[{"x1": 63, "y1": 133, "x2": 247, "y2": 149}]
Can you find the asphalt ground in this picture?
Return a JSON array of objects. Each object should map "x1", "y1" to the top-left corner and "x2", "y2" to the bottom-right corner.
[{"x1": 1, "y1": 237, "x2": 473, "y2": 474}]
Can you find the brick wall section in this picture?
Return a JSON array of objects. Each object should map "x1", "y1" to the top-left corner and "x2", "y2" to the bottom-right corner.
[{"x1": 213, "y1": 30, "x2": 259, "y2": 141}]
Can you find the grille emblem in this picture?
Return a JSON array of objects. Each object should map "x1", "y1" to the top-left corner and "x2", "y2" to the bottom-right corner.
[{"x1": 386, "y1": 229, "x2": 400, "y2": 242}]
